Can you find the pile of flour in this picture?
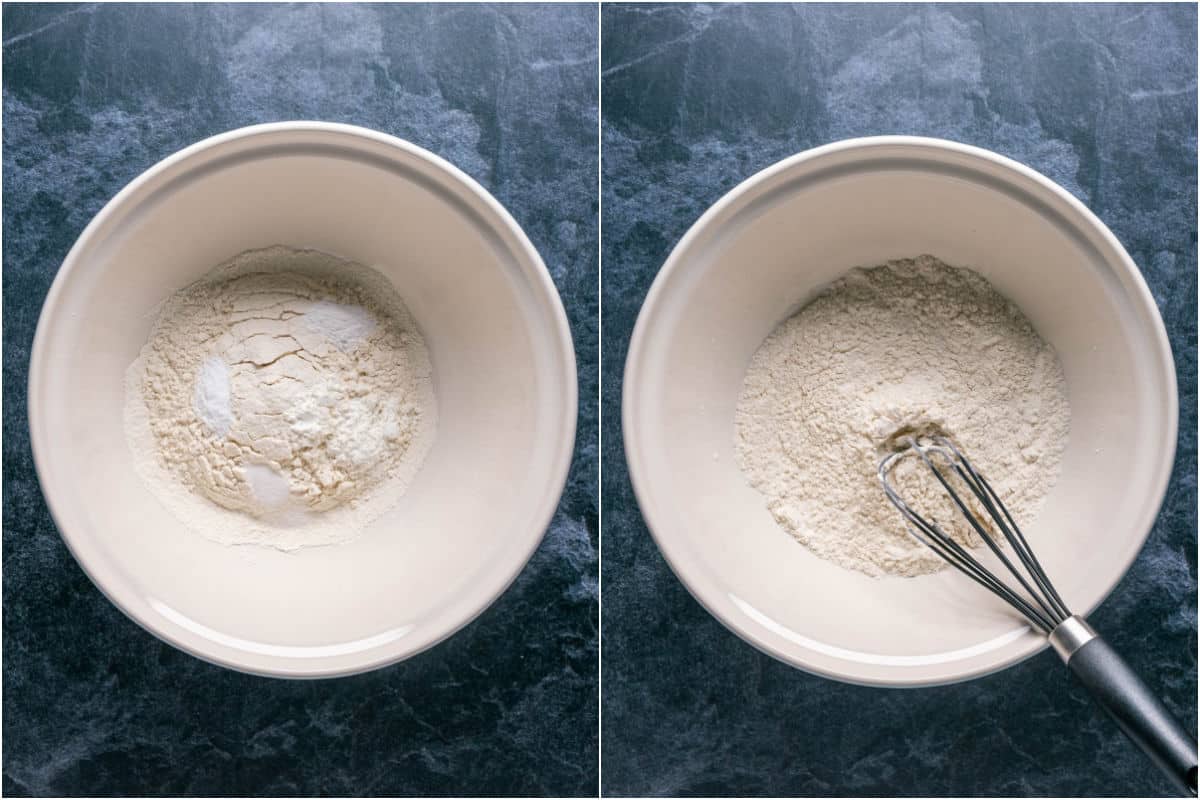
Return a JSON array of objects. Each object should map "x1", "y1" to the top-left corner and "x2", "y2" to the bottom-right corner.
[
  {"x1": 734, "y1": 255, "x2": 1070, "y2": 577},
  {"x1": 124, "y1": 246, "x2": 436, "y2": 550}
]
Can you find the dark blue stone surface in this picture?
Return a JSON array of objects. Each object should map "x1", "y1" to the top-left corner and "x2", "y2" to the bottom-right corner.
[
  {"x1": 601, "y1": 4, "x2": 1197, "y2": 797},
  {"x1": 3, "y1": 4, "x2": 597, "y2": 796}
]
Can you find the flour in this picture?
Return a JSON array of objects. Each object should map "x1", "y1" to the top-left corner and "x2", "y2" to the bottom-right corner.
[
  {"x1": 124, "y1": 246, "x2": 437, "y2": 550},
  {"x1": 734, "y1": 255, "x2": 1070, "y2": 577}
]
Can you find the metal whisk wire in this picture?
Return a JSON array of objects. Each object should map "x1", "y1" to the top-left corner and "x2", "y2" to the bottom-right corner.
[{"x1": 877, "y1": 435, "x2": 1070, "y2": 634}]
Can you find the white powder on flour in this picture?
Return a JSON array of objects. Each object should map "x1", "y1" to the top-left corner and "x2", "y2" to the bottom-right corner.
[
  {"x1": 124, "y1": 246, "x2": 437, "y2": 550},
  {"x1": 734, "y1": 255, "x2": 1070, "y2": 577}
]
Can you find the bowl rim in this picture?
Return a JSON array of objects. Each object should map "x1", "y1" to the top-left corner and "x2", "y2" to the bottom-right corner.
[
  {"x1": 622, "y1": 134, "x2": 1179, "y2": 688},
  {"x1": 28, "y1": 121, "x2": 579, "y2": 679}
]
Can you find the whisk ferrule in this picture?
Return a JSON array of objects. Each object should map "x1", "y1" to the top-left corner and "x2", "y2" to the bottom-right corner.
[{"x1": 1048, "y1": 615, "x2": 1098, "y2": 662}]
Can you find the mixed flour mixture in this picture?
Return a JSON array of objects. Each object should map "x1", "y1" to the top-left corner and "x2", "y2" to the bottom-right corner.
[
  {"x1": 734, "y1": 255, "x2": 1070, "y2": 577},
  {"x1": 125, "y1": 246, "x2": 436, "y2": 550}
]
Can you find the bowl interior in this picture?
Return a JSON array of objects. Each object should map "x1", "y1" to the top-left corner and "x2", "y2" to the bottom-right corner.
[
  {"x1": 30, "y1": 125, "x2": 575, "y2": 676},
  {"x1": 625, "y1": 140, "x2": 1175, "y2": 685}
]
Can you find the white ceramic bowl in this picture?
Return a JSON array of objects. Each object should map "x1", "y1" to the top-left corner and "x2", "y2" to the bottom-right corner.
[
  {"x1": 30, "y1": 122, "x2": 577, "y2": 677},
  {"x1": 624, "y1": 136, "x2": 1177, "y2": 687}
]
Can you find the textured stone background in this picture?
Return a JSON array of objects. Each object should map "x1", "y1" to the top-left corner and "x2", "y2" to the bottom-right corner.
[
  {"x1": 3, "y1": 4, "x2": 597, "y2": 796},
  {"x1": 601, "y1": 4, "x2": 1197, "y2": 797}
]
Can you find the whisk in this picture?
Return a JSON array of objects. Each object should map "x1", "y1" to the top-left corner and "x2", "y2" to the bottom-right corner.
[{"x1": 879, "y1": 435, "x2": 1197, "y2": 796}]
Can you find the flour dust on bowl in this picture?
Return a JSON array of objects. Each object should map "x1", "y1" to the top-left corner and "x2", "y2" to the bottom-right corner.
[
  {"x1": 623, "y1": 136, "x2": 1177, "y2": 687},
  {"x1": 29, "y1": 123, "x2": 577, "y2": 677}
]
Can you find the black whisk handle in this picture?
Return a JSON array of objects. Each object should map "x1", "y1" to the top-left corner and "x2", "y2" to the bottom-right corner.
[{"x1": 1056, "y1": 621, "x2": 1197, "y2": 796}]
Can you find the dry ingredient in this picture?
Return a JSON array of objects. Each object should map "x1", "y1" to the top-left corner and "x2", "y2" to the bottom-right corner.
[
  {"x1": 734, "y1": 255, "x2": 1070, "y2": 577},
  {"x1": 124, "y1": 246, "x2": 436, "y2": 550}
]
